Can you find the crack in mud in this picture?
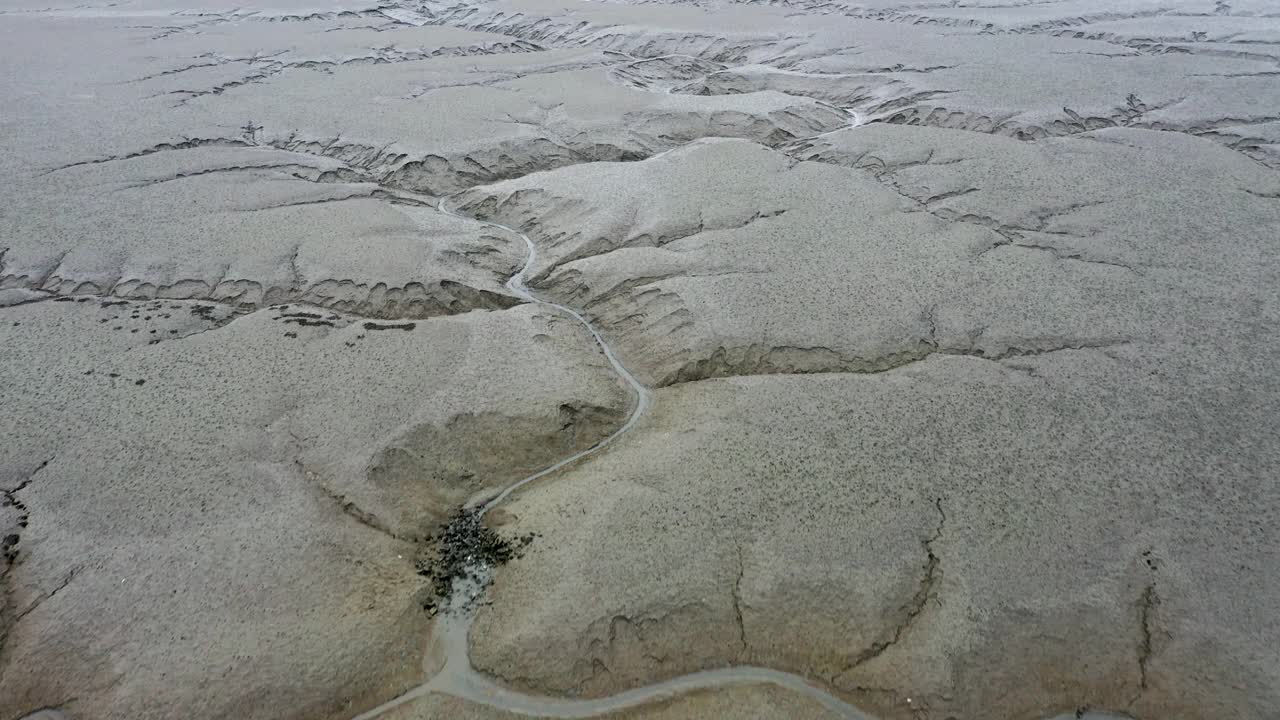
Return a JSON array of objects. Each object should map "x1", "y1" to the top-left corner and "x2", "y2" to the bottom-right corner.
[
  {"x1": 156, "y1": 40, "x2": 546, "y2": 104},
  {"x1": 2, "y1": 459, "x2": 51, "y2": 566},
  {"x1": 731, "y1": 543, "x2": 749, "y2": 658},
  {"x1": 12, "y1": 568, "x2": 78, "y2": 626},
  {"x1": 835, "y1": 498, "x2": 946, "y2": 680},
  {"x1": 790, "y1": 144, "x2": 1142, "y2": 273},
  {"x1": 1131, "y1": 580, "x2": 1161, "y2": 707},
  {"x1": 41, "y1": 138, "x2": 252, "y2": 175},
  {"x1": 1, "y1": 458, "x2": 54, "y2": 664}
]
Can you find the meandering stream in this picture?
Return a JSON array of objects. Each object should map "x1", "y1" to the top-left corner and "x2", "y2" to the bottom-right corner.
[{"x1": 343, "y1": 142, "x2": 1137, "y2": 719}]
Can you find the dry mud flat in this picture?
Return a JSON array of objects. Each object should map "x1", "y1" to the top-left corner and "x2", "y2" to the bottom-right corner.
[{"x1": 1, "y1": 0, "x2": 1279, "y2": 719}]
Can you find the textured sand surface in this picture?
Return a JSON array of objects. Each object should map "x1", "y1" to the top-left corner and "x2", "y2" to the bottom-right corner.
[{"x1": 2, "y1": 0, "x2": 1279, "y2": 719}]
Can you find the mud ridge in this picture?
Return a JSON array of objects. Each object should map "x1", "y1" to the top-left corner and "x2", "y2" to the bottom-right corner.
[
  {"x1": 860, "y1": 99, "x2": 1279, "y2": 167},
  {"x1": 44, "y1": 97, "x2": 846, "y2": 204},
  {"x1": 160, "y1": 40, "x2": 546, "y2": 102},
  {"x1": 0, "y1": 274, "x2": 522, "y2": 320},
  {"x1": 714, "y1": 0, "x2": 1175, "y2": 34},
  {"x1": 1052, "y1": 30, "x2": 1280, "y2": 63},
  {"x1": 654, "y1": 338, "x2": 1133, "y2": 387},
  {"x1": 419, "y1": 0, "x2": 795, "y2": 63}
]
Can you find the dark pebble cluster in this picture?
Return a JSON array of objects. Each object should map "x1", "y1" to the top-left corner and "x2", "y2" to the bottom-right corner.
[{"x1": 415, "y1": 508, "x2": 536, "y2": 615}]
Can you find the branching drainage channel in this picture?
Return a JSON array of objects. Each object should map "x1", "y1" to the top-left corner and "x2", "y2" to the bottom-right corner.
[
  {"x1": 8, "y1": 111, "x2": 1137, "y2": 720},
  {"x1": 345, "y1": 200, "x2": 877, "y2": 720},
  {"x1": 349, "y1": 142, "x2": 1141, "y2": 720}
]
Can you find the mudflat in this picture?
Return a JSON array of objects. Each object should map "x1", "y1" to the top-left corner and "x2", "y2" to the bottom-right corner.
[{"x1": 2, "y1": 1, "x2": 1278, "y2": 719}]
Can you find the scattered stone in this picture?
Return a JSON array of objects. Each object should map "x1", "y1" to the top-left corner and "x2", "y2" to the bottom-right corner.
[{"x1": 415, "y1": 508, "x2": 534, "y2": 614}]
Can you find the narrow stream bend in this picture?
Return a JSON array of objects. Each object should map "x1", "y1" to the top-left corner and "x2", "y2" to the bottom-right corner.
[{"x1": 463, "y1": 200, "x2": 652, "y2": 516}]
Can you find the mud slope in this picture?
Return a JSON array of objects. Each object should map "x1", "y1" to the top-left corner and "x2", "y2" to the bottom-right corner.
[{"x1": 0, "y1": 299, "x2": 627, "y2": 720}]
